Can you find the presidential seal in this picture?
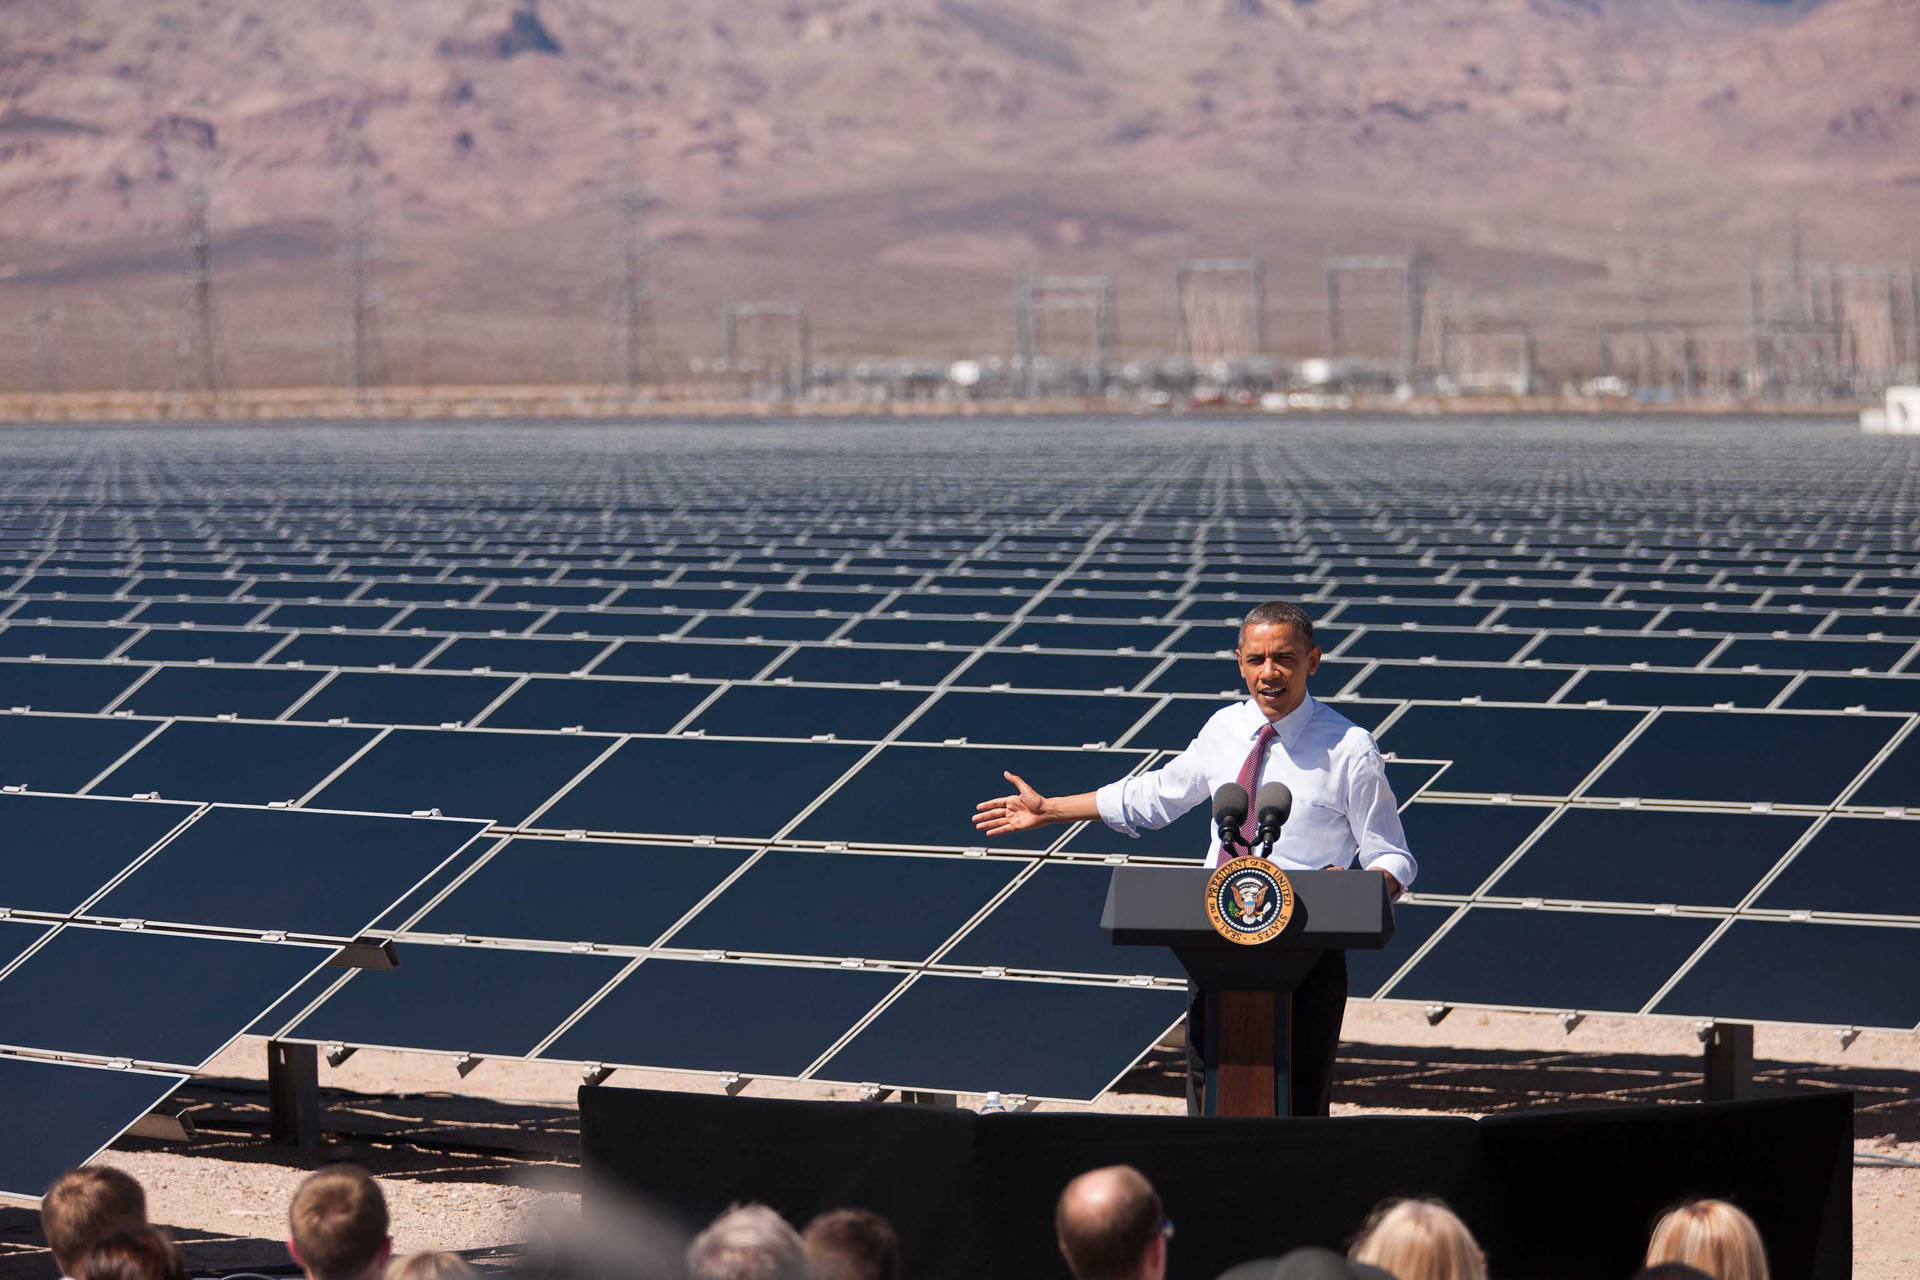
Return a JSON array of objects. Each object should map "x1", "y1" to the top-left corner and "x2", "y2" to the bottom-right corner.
[{"x1": 1205, "y1": 856, "x2": 1295, "y2": 946}]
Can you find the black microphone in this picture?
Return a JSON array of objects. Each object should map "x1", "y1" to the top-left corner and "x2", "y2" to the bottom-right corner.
[
  {"x1": 1212, "y1": 783, "x2": 1249, "y2": 854},
  {"x1": 1253, "y1": 780, "x2": 1293, "y2": 851}
]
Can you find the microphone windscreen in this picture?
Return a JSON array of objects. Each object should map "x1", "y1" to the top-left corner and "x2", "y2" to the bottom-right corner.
[
  {"x1": 1211, "y1": 783, "x2": 1249, "y2": 827},
  {"x1": 1254, "y1": 780, "x2": 1293, "y2": 826}
]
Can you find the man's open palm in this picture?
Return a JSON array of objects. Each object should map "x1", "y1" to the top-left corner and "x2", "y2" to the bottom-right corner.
[{"x1": 973, "y1": 771, "x2": 1047, "y2": 836}]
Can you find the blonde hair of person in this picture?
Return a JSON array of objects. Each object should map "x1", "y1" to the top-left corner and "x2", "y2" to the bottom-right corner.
[
  {"x1": 1349, "y1": 1197, "x2": 1487, "y2": 1280},
  {"x1": 383, "y1": 1252, "x2": 476, "y2": 1280},
  {"x1": 1646, "y1": 1198, "x2": 1769, "y2": 1280}
]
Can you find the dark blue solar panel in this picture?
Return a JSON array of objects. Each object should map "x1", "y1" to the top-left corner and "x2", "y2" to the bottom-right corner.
[
  {"x1": 818, "y1": 975, "x2": 1185, "y2": 1100},
  {"x1": 790, "y1": 744, "x2": 1149, "y2": 851},
  {"x1": 413, "y1": 839, "x2": 749, "y2": 945},
  {"x1": 1340, "y1": 630, "x2": 1531, "y2": 663},
  {"x1": 4, "y1": 600, "x2": 134, "y2": 623},
  {"x1": 1526, "y1": 634, "x2": 1721, "y2": 668},
  {"x1": 1395, "y1": 802, "x2": 1553, "y2": 896},
  {"x1": 688, "y1": 684, "x2": 920, "y2": 741},
  {"x1": 288, "y1": 670, "x2": 516, "y2": 726},
  {"x1": 480, "y1": 676, "x2": 715, "y2": 735},
  {"x1": 396, "y1": 605, "x2": 545, "y2": 635},
  {"x1": 1377, "y1": 705, "x2": 1640, "y2": 797},
  {"x1": 361, "y1": 579, "x2": 485, "y2": 603},
  {"x1": 0, "y1": 714, "x2": 161, "y2": 791},
  {"x1": 269, "y1": 632, "x2": 443, "y2": 668},
  {"x1": 0, "y1": 1057, "x2": 187, "y2": 1201},
  {"x1": 1753, "y1": 818, "x2": 1920, "y2": 916},
  {"x1": 0, "y1": 793, "x2": 196, "y2": 915},
  {"x1": 0, "y1": 625, "x2": 136, "y2": 659},
  {"x1": 1143, "y1": 657, "x2": 1256, "y2": 696},
  {"x1": 291, "y1": 942, "x2": 627, "y2": 1056},
  {"x1": 113, "y1": 665, "x2": 322, "y2": 719},
  {"x1": 846, "y1": 619, "x2": 1002, "y2": 646},
  {"x1": 542, "y1": 959, "x2": 902, "y2": 1077},
  {"x1": 121, "y1": 629, "x2": 281, "y2": 664},
  {"x1": 1386, "y1": 908, "x2": 1717, "y2": 1013},
  {"x1": 1708, "y1": 637, "x2": 1912, "y2": 673},
  {"x1": 257, "y1": 603, "x2": 404, "y2": 630},
  {"x1": 903, "y1": 690, "x2": 1157, "y2": 748},
  {"x1": 1347, "y1": 902, "x2": 1454, "y2": 999},
  {"x1": 763, "y1": 645, "x2": 962, "y2": 687},
  {"x1": 537, "y1": 737, "x2": 865, "y2": 838},
  {"x1": 87, "y1": 806, "x2": 488, "y2": 939},
  {"x1": 1781, "y1": 675, "x2": 1920, "y2": 713},
  {"x1": 593, "y1": 640, "x2": 782, "y2": 680},
  {"x1": 1487, "y1": 808, "x2": 1812, "y2": 907},
  {"x1": 943, "y1": 863, "x2": 1185, "y2": 978},
  {"x1": 1559, "y1": 669, "x2": 1792, "y2": 708},
  {"x1": 954, "y1": 651, "x2": 1160, "y2": 692},
  {"x1": 1587, "y1": 710, "x2": 1898, "y2": 806},
  {"x1": 0, "y1": 926, "x2": 329, "y2": 1066},
  {"x1": 1350, "y1": 663, "x2": 1572, "y2": 703},
  {"x1": 688, "y1": 614, "x2": 845, "y2": 641},
  {"x1": 0, "y1": 660, "x2": 143, "y2": 713},
  {"x1": 424, "y1": 636, "x2": 611, "y2": 674},
  {"x1": 535, "y1": 610, "x2": 684, "y2": 638},
  {"x1": 1654, "y1": 920, "x2": 1920, "y2": 1030},
  {"x1": 1848, "y1": 734, "x2": 1920, "y2": 808},
  {"x1": 92, "y1": 720, "x2": 376, "y2": 806},
  {"x1": 667, "y1": 851, "x2": 1022, "y2": 961},
  {"x1": 1123, "y1": 698, "x2": 1222, "y2": 751},
  {"x1": 310, "y1": 728, "x2": 613, "y2": 825}
]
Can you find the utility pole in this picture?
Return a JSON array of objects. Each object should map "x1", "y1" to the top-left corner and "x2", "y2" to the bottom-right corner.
[
  {"x1": 181, "y1": 185, "x2": 221, "y2": 393},
  {"x1": 341, "y1": 165, "x2": 385, "y2": 390},
  {"x1": 612, "y1": 184, "x2": 657, "y2": 390}
]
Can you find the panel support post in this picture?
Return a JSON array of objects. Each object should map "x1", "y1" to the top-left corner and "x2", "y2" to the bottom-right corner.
[
  {"x1": 1702, "y1": 1022, "x2": 1754, "y2": 1102},
  {"x1": 268, "y1": 1039, "x2": 322, "y2": 1147}
]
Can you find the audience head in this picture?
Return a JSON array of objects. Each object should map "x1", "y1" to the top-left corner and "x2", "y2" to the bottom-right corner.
[
  {"x1": 800, "y1": 1208, "x2": 899, "y2": 1280},
  {"x1": 1349, "y1": 1198, "x2": 1486, "y2": 1280},
  {"x1": 288, "y1": 1165, "x2": 393, "y2": 1280},
  {"x1": 71, "y1": 1226, "x2": 186, "y2": 1280},
  {"x1": 685, "y1": 1204, "x2": 806, "y2": 1280},
  {"x1": 42, "y1": 1167, "x2": 149, "y2": 1278},
  {"x1": 1055, "y1": 1165, "x2": 1169, "y2": 1280},
  {"x1": 383, "y1": 1253, "x2": 476, "y2": 1280},
  {"x1": 1217, "y1": 1248, "x2": 1393, "y2": 1280},
  {"x1": 1645, "y1": 1199, "x2": 1769, "y2": 1280}
]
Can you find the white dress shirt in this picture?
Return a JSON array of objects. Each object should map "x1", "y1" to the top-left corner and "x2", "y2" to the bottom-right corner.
[{"x1": 1094, "y1": 694, "x2": 1417, "y2": 887}]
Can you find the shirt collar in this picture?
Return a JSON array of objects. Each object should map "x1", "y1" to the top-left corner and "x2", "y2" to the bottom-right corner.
[{"x1": 1241, "y1": 693, "x2": 1317, "y2": 746}]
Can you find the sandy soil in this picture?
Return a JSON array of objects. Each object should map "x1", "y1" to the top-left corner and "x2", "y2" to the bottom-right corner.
[{"x1": 1, "y1": 1004, "x2": 1913, "y2": 1278}]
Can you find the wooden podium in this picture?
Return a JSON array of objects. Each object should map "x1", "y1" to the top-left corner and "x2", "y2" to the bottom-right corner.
[{"x1": 1101, "y1": 867, "x2": 1395, "y2": 1117}]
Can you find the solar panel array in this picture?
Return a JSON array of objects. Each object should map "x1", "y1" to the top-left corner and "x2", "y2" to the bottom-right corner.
[{"x1": 0, "y1": 418, "x2": 1916, "y2": 1179}]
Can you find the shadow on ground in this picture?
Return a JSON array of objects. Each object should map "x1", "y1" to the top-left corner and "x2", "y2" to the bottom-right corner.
[{"x1": 1119, "y1": 1038, "x2": 1920, "y2": 1142}]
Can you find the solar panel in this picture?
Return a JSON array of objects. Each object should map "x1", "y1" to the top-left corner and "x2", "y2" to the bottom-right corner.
[
  {"x1": 0, "y1": 418, "x2": 1912, "y2": 1123},
  {"x1": 0, "y1": 1055, "x2": 187, "y2": 1201}
]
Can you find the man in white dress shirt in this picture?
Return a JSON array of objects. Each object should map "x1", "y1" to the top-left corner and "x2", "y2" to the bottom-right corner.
[{"x1": 973, "y1": 600, "x2": 1416, "y2": 1116}]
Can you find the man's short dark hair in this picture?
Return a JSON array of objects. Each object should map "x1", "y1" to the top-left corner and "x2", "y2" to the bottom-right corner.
[
  {"x1": 1055, "y1": 1166, "x2": 1163, "y2": 1280},
  {"x1": 1238, "y1": 601, "x2": 1315, "y2": 647},
  {"x1": 801, "y1": 1208, "x2": 899, "y2": 1280},
  {"x1": 71, "y1": 1225, "x2": 187, "y2": 1280},
  {"x1": 41, "y1": 1167, "x2": 147, "y2": 1275},
  {"x1": 288, "y1": 1165, "x2": 389, "y2": 1280}
]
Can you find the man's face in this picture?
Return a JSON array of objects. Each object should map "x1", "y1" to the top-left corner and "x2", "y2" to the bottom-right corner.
[{"x1": 1236, "y1": 621, "x2": 1320, "y2": 721}]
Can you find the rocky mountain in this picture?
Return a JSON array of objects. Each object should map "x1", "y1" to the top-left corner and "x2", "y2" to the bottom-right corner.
[{"x1": 0, "y1": 0, "x2": 1915, "y2": 385}]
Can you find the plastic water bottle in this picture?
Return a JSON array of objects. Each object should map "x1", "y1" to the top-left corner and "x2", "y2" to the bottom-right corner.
[{"x1": 979, "y1": 1091, "x2": 1006, "y2": 1115}]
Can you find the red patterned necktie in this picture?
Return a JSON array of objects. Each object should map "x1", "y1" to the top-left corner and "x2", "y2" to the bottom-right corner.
[{"x1": 1231, "y1": 721, "x2": 1279, "y2": 853}]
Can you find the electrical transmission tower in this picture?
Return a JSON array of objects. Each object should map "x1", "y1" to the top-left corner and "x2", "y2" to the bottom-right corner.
[
  {"x1": 32, "y1": 305, "x2": 60, "y2": 393},
  {"x1": 610, "y1": 184, "x2": 658, "y2": 390},
  {"x1": 180, "y1": 185, "x2": 222, "y2": 393},
  {"x1": 1323, "y1": 243, "x2": 1425, "y2": 386},
  {"x1": 722, "y1": 302, "x2": 810, "y2": 398},
  {"x1": 1013, "y1": 275, "x2": 1115, "y2": 396},
  {"x1": 340, "y1": 166, "x2": 386, "y2": 390},
  {"x1": 1746, "y1": 254, "x2": 1918, "y2": 399},
  {"x1": 1174, "y1": 257, "x2": 1264, "y2": 366}
]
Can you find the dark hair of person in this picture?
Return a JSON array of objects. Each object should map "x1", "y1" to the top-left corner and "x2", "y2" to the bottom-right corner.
[
  {"x1": 1055, "y1": 1168, "x2": 1164, "y2": 1280},
  {"x1": 1238, "y1": 601, "x2": 1315, "y2": 647},
  {"x1": 72, "y1": 1226, "x2": 187, "y2": 1280},
  {"x1": 41, "y1": 1167, "x2": 148, "y2": 1276},
  {"x1": 801, "y1": 1208, "x2": 899, "y2": 1280}
]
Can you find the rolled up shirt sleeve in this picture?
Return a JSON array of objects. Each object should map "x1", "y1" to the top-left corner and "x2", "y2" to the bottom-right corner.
[
  {"x1": 1344, "y1": 748, "x2": 1417, "y2": 890},
  {"x1": 1095, "y1": 744, "x2": 1213, "y2": 838}
]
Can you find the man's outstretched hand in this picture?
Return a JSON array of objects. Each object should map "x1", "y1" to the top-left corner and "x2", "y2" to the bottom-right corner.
[{"x1": 973, "y1": 771, "x2": 1050, "y2": 836}]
